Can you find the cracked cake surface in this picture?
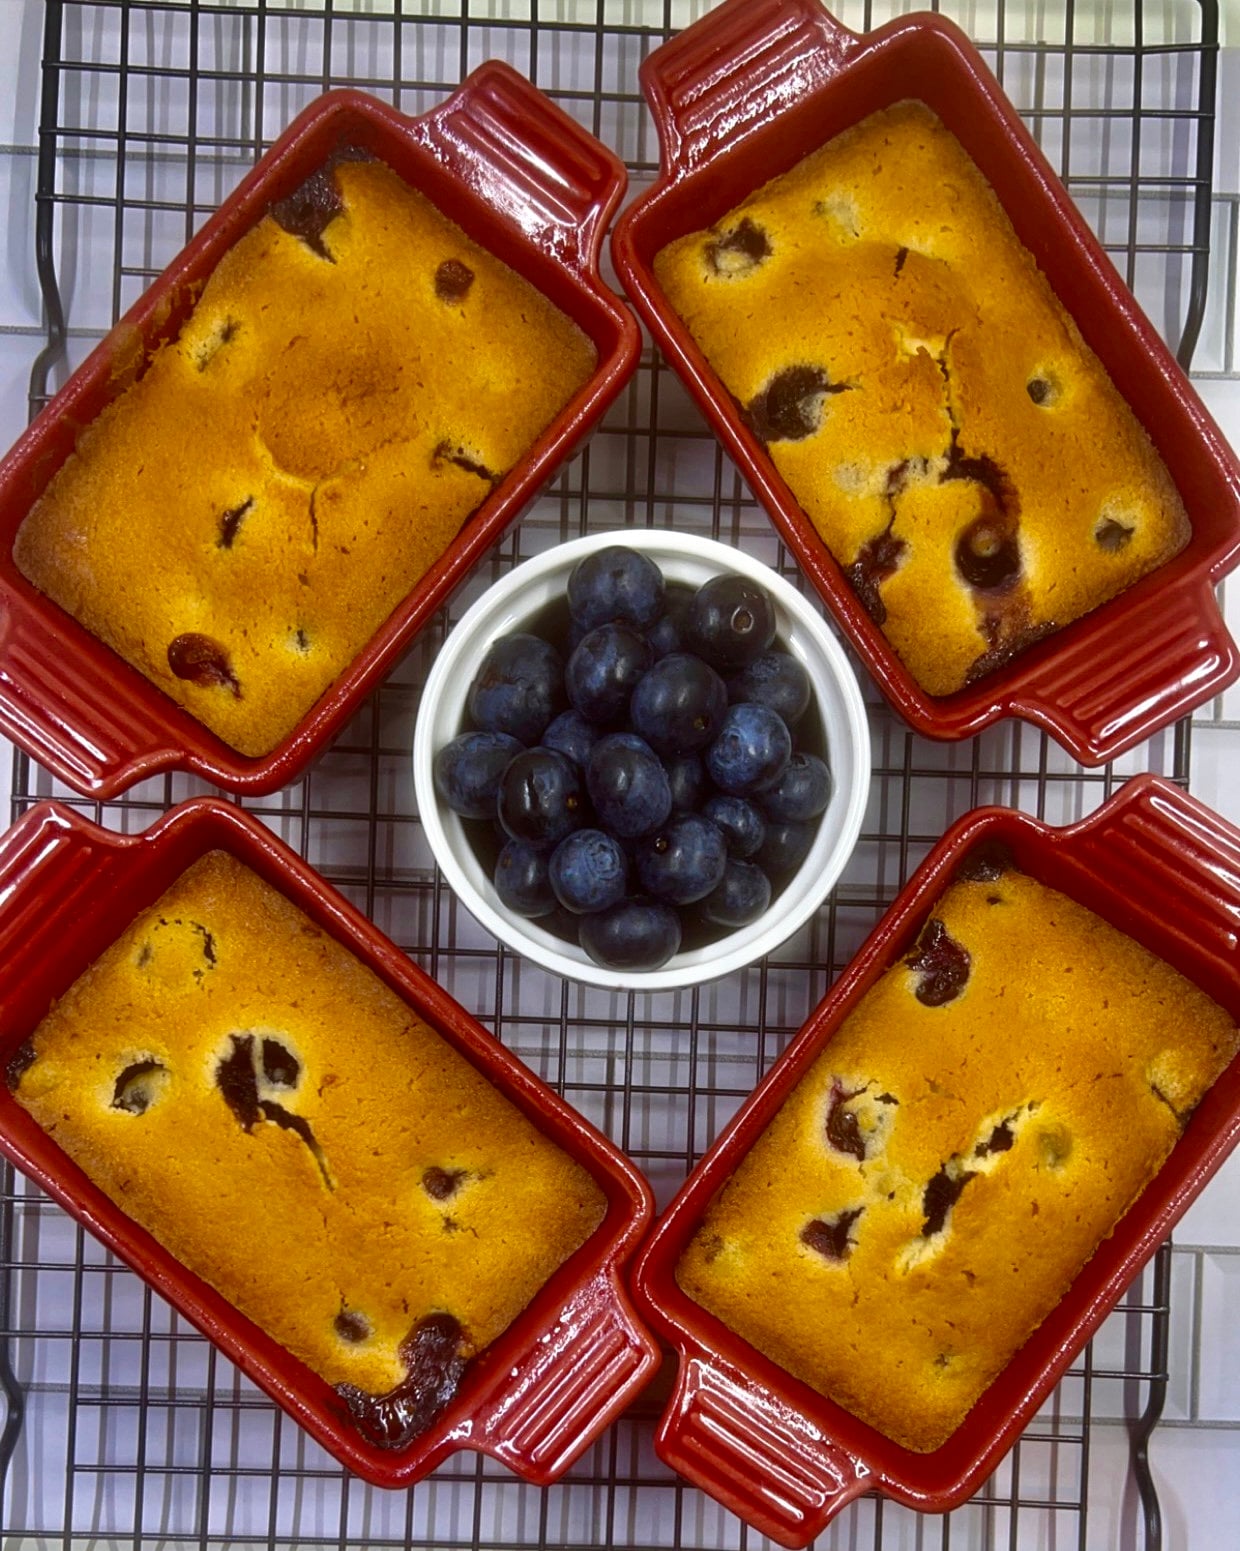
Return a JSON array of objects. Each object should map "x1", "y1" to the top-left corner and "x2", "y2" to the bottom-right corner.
[
  {"x1": 653, "y1": 100, "x2": 1189, "y2": 695},
  {"x1": 14, "y1": 156, "x2": 596, "y2": 756},
  {"x1": 675, "y1": 861, "x2": 1238, "y2": 1453},
  {"x1": 10, "y1": 852, "x2": 606, "y2": 1443}
]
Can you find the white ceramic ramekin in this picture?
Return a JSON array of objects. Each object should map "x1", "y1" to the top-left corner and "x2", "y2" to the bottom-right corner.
[{"x1": 412, "y1": 531, "x2": 871, "y2": 991}]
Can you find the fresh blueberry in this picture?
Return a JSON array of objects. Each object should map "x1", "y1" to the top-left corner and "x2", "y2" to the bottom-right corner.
[
  {"x1": 698, "y1": 859, "x2": 772, "y2": 928},
  {"x1": 433, "y1": 731, "x2": 524, "y2": 819},
  {"x1": 756, "y1": 818, "x2": 816, "y2": 876},
  {"x1": 467, "y1": 633, "x2": 566, "y2": 745},
  {"x1": 586, "y1": 732, "x2": 672, "y2": 840},
  {"x1": 635, "y1": 813, "x2": 728, "y2": 906},
  {"x1": 629, "y1": 652, "x2": 728, "y2": 755},
  {"x1": 542, "y1": 709, "x2": 598, "y2": 771},
  {"x1": 496, "y1": 747, "x2": 586, "y2": 847},
  {"x1": 565, "y1": 622, "x2": 652, "y2": 725},
  {"x1": 493, "y1": 839, "x2": 556, "y2": 917},
  {"x1": 567, "y1": 546, "x2": 665, "y2": 633},
  {"x1": 684, "y1": 574, "x2": 777, "y2": 670},
  {"x1": 760, "y1": 751, "x2": 832, "y2": 822},
  {"x1": 549, "y1": 829, "x2": 629, "y2": 915},
  {"x1": 705, "y1": 702, "x2": 792, "y2": 794},
  {"x1": 648, "y1": 585, "x2": 693, "y2": 660},
  {"x1": 665, "y1": 752, "x2": 707, "y2": 813},
  {"x1": 579, "y1": 897, "x2": 682, "y2": 971},
  {"x1": 702, "y1": 793, "x2": 767, "y2": 859},
  {"x1": 728, "y1": 649, "x2": 812, "y2": 726}
]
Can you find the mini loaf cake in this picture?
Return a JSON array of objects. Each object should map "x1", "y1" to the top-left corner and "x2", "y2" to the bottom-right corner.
[
  {"x1": 654, "y1": 100, "x2": 1189, "y2": 695},
  {"x1": 676, "y1": 855, "x2": 1238, "y2": 1453},
  {"x1": 14, "y1": 155, "x2": 596, "y2": 756},
  {"x1": 9, "y1": 852, "x2": 606, "y2": 1447}
]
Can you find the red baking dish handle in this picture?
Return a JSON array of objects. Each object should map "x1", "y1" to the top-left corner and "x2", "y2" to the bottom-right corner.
[
  {"x1": 0, "y1": 603, "x2": 191, "y2": 796},
  {"x1": 657, "y1": 1355, "x2": 870, "y2": 1548},
  {"x1": 416, "y1": 59, "x2": 627, "y2": 276},
  {"x1": 1009, "y1": 577, "x2": 1239, "y2": 764},
  {"x1": 474, "y1": 1266, "x2": 660, "y2": 1483},
  {"x1": 641, "y1": 0, "x2": 861, "y2": 180}
]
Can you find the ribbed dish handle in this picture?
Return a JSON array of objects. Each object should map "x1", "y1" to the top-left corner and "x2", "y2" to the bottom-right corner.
[
  {"x1": 0, "y1": 803, "x2": 139, "y2": 1017},
  {"x1": 0, "y1": 606, "x2": 187, "y2": 798},
  {"x1": 474, "y1": 1267, "x2": 660, "y2": 1485},
  {"x1": 657, "y1": 1356, "x2": 871, "y2": 1548},
  {"x1": 1011, "y1": 579, "x2": 1239, "y2": 765},
  {"x1": 416, "y1": 59, "x2": 628, "y2": 276},
  {"x1": 1059, "y1": 774, "x2": 1240, "y2": 996},
  {"x1": 640, "y1": 0, "x2": 861, "y2": 180}
]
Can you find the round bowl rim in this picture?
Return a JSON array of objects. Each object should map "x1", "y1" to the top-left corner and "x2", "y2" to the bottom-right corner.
[{"x1": 412, "y1": 531, "x2": 872, "y2": 990}]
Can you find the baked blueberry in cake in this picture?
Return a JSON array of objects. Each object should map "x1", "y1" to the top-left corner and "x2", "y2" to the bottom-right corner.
[
  {"x1": 654, "y1": 101, "x2": 1189, "y2": 696},
  {"x1": 676, "y1": 857, "x2": 1238, "y2": 1452}
]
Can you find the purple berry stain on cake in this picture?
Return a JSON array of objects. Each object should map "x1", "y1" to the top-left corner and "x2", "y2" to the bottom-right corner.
[
  {"x1": 334, "y1": 1309, "x2": 371, "y2": 1344},
  {"x1": 270, "y1": 167, "x2": 346, "y2": 261},
  {"x1": 921, "y1": 1163, "x2": 974, "y2": 1237},
  {"x1": 824, "y1": 1080, "x2": 867, "y2": 1161},
  {"x1": 168, "y1": 633, "x2": 242, "y2": 698},
  {"x1": 111, "y1": 1059, "x2": 167, "y2": 1115},
  {"x1": 434, "y1": 259, "x2": 474, "y2": 301},
  {"x1": 261, "y1": 1037, "x2": 299, "y2": 1089},
  {"x1": 846, "y1": 527, "x2": 908, "y2": 625},
  {"x1": 745, "y1": 365, "x2": 847, "y2": 444},
  {"x1": 337, "y1": 1311, "x2": 468, "y2": 1449},
  {"x1": 905, "y1": 919, "x2": 971, "y2": 1006},
  {"x1": 217, "y1": 497, "x2": 254, "y2": 550},
  {"x1": 421, "y1": 1166, "x2": 466, "y2": 1202},
  {"x1": 800, "y1": 1206, "x2": 864, "y2": 1262},
  {"x1": 4, "y1": 1039, "x2": 36, "y2": 1092},
  {"x1": 955, "y1": 842, "x2": 1014, "y2": 884},
  {"x1": 216, "y1": 1034, "x2": 262, "y2": 1129},
  {"x1": 706, "y1": 217, "x2": 771, "y2": 276}
]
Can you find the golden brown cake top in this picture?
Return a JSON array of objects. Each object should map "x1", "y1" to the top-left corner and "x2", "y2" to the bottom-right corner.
[
  {"x1": 15, "y1": 157, "x2": 596, "y2": 756},
  {"x1": 676, "y1": 862, "x2": 1238, "y2": 1452},
  {"x1": 654, "y1": 101, "x2": 1188, "y2": 695},
  {"x1": 14, "y1": 852, "x2": 606, "y2": 1418}
]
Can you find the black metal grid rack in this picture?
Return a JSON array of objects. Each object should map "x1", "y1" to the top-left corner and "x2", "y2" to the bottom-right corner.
[{"x1": 0, "y1": 0, "x2": 1223, "y2": 1545}]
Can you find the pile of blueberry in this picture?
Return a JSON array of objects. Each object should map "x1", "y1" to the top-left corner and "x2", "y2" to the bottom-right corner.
[{"x1": 433, "y1": 546, "x2": 831, "y2": 972}]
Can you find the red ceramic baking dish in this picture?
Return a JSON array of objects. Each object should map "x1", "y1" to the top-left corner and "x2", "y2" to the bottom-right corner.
[
  {"x1": 0, "y1": 63, "x2": 640, "y2": 799},
  {"x1": 0, "y1": 797, "x2": 658, "y2": 1487},
  {"x1": 611, "y1": 0, "x2": 1240, "y2": 765},
  {"x1": 630, "y1": 772, "x2": 1240, "y2": 1544}
]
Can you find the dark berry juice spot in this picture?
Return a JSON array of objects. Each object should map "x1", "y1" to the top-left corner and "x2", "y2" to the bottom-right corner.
[
  {"x1": 259, "y1": 1100, "x2": 333, "y2": 1190},
  {"x1": 432, "y1": 440, "x2": 497, "y2": 485},
  {"x1": 846, "y1": 527, "x2": 907, "y2": 626},
  {"x1": 336, "y1": 1311, "x2": 468, "y2": 1450},
  {"x1": 893, "y1": 246, "x2": 909, "y2": 276},
  {"x1": 217, "y1": 497, "x2": 254, "y2": 549},
  {"x1": 270, "y1": 167, "x2": 344, "y2": 260},
  {"x1": 1026, "y1": 375, "x2": 1059, "y2": 407},
  {"x1": 964, "y1": 616, "x2": 1058, "y2": 685},
  {"x1": 292, "y1": 627, "x2": 311, "y2": 654},
  {"x1": 422, "y1": 1166, "x2": 466, "y2": 1202},
  {"x1": 111, "y1": 1059, "x2": 167, "y2": 1115},
  {"x1": 800, "y1": 1207, "x2": 864, "y2": 1261},
  {"x1": 921, "y1": 1165, "x2": 973, "y2": 1236},
  {"x1": 334, "y1": 1309, "x2": 371, "y2": 1344},
  {"x1": 905, "y1": 919, "x2": 971, "y2": 1006},
  {"x1": 745, "y1": 365, "x2": 844, "y2": 443},
  {"x1": 706, "y1": 217, "x2": 771, "y2": 276},
  {"x1": 215, "y1": 1034, "x2": 260, "y2": 1130},
  {"x1": 1094, "y1": 515, "x2": 1135, "y2": 552},
  {"x1": 955, "y1": 516, "x2": 1022, "y2": 592},
  {"x1": 824, "y1": 1080, "x2": 867, "y2": 1161},
  {"x1": 261, "y1": 1038, "x2": 300, "y2": 1089},
  {"x1": 168, "y1": 634, "x2": 241, "y2": 697},
  {"x1": 192, "y1": 922, "x2": 217, "y2": 966},
  {"x1": 974, "y1": 1120, "x2": 1015, "y2": 1157},
  {"x1": 5, "y1": 1038, "x2": 36, "y2": 1092},
  {"x1": 955, "y1": 841, "x2": 1015, "y2": 884},
  {"x1": 434, "y1": 258, "x2": 474, "y2": 301}
]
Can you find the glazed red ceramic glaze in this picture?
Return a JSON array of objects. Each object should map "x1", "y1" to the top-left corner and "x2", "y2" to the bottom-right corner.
[
  {"x1": 631, "y1": 773, "x2": 1240, "y2": 1544},
  {"x1": 0, "y1": 798, "x2": 659, "y2": 1487},
  {"x1": 0, "y1": 64, "x2": 640, "y2": 797},
  {"x1": 611, "y1": 0, "x2": 1240, "y2": 765}
]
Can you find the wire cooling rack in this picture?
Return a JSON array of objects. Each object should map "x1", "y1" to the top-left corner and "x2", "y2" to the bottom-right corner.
[{"x1": 0, "y1": 0, "x2": 1227, "y2": 1546}]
